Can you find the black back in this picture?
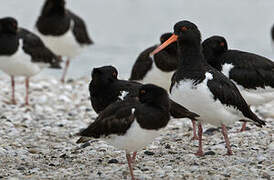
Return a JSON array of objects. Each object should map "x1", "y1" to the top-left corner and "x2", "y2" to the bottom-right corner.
[
  {"x1": 89, "y1": 65, "x2": 199, "y2": 120},
  {"x1": 18, "y1": 28, "x2": 61, "y2": 68},
  {"x1": 129, "y1": 33, "x2": 178, "y2": 81},
  {"x1": 78, "y1": 84, "x2": 170, "y2": 139},
  {"x1": 36, "y1": 0, "x2": 93, "y2": 45},
  {"x1": 169, "y1": 21, "x2": 265, "y2": 127},
  {"x1": 202, "y1": 36, "x2": 274, "y2": 89}
]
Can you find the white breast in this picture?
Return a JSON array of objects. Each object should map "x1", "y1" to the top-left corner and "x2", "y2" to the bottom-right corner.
[
  {"x1": 221, "y1": 63, "x2": 274, "y2": 105},
  {"x1": 170, "y1": 72, "x2": 245, "y2": 127},
  {"x1": 105, "y1": 120, "x2": 162, "y2": 153},
  {"x1": 0, "y1": 40, "x2": 48, "y2": 77},
  {"x1": 34, "y1": 21, "x2": 84, "y2": 59},
  {"x1": 138, "y1": 59, "x2": 174, "y2": 91}
]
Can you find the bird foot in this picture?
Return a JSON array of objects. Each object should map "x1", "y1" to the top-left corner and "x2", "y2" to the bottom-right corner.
[
  {"x1": 4, "y1": 100, "x2": 16, "y2": 105},
  {"x1": 195, "y1": 150, "x2": 204, "y2": 157},
  {"x1": 191, "y1": 135, "x2": 199, "y2": 141},
  {"x1": 226, "y1": 151, "x2": 233, "y2": 156}
]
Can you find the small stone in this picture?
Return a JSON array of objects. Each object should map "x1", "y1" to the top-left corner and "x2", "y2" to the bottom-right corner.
[
  {"x1": 80, "y1": 142, "x2": 91, "y2": 149},
  {"x1": 144, "y1": 151, "x2": 154, "y2": 156},
  {"x1": 17, "y1": 167, "x2": 25, "y2": 171},
  {"x1": 204, "y1": 128, "x2": 219, "y2": 135},
  {"x1": 108, "y1": 159, "x2": 119, "y2": 164},
  {"x1": 60, "y1": 154, "x2": 68, "y2": 159},
  {"x1": 204, "y1": 151, "x2": 216, "y2": 156},
  {"x1": 49, "y1": 163, "x2": 55, "y2": 167},
  {"x1": 165, "y1": 144, "x2": 171, "y2": 149}
]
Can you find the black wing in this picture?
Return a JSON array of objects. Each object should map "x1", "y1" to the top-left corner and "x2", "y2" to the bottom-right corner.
[
  {"x1": 129, "y1": 46, "x2": 156, "y2": 80},
  {"x1": 169, "y1": 99, "x2": 199, "y2": 120},
  {"x1": 77, "y1": 101, "x2": 136, "y2": 141},
  {"x1": 206, "y1": 66, "x2": 265, "y2": 127},
  {"x1": 17, "y1": 28, "x2": 61, "y2": 68},
  {"x1": 67, "y1": 10, "x2": 93, "y2": 45},
  {"x1": 222, "y1": 50, "x2": 274, "y2": 89}
]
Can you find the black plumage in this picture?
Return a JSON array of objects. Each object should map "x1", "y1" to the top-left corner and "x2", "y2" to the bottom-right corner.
[
  {"x1": 202, "y1": 35, "x2": 274, "y2": 89},
  {"x1": 129, "y1": 32, "x2": 178, "y2": 81},
  {"x1": 89, "y1": 65, "x2": 199, "y2": 120}
]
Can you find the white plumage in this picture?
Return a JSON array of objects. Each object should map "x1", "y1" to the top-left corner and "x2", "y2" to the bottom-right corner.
[{"x1": 0, "y1": 40, "x2": 48, "y2": 77}]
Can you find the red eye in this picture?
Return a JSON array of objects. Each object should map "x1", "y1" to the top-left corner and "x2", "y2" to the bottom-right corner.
[
  {"x1": 181, "y1": 26, "x2": 187, "y2": 31},
  {"x1": 220, "y1": 42, "x2": 225, "y2": 46},
  {"x1": 140, "y1": 90, "x2": 146, "y2": 95}
]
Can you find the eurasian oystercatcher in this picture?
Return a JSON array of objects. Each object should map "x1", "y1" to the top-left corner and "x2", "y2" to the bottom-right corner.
[
  {"x1": 150, "y1": 20, "x2": 266, "y2": 156},
  {"x1": 35, "y1": 0, "x2": 93, "y2": 83},
  {"x1": 0, "y1": 17, "x2": 61, "y2": 105},
  {"x1": 202, "y1": 35, "x2": 274, "y2": 131},
  {"x1": 77, "y1": 84, "x2": 171, "y2": 180}
]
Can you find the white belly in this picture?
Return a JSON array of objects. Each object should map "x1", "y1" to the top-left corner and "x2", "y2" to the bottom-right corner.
[
  {"x1": 0, "y1": 40, "x2": 47, "y2": 77},
  {"x1": 138, "y1": 63, "x2": 174, "y2": 91},
  {"x1": 34, "y1": 24, "x2": 84, "y2": 59},
  {"x1": 170, "y1": 72, "x2": 244, "y2": 127},
  {"x1": 105, "y1": 120, "x2": 162, "y2": 153}
]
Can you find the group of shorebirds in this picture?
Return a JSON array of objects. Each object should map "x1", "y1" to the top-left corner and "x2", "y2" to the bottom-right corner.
[{"x1": 1, "y1": 0, "x2": 274, "y2": 180}]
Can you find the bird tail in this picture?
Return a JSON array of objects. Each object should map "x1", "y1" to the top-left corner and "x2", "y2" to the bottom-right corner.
[
  {"x1": 169, "y1": 99, "x2": 199, "y2": 120},
  {"x1": 76, "y1": 136, "x2": 92, "y2": 144}
]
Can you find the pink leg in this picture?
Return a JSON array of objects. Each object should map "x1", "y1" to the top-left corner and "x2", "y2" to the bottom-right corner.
[
  {"x1": 191, "y1": 120, "x2": 199, "y2": 140},
  {"x1": 239, "y1": 122, "x2": 247, "y2": 132},
  {"x1": 126, "y1": 153, "x2": 135, "y2": 180},
  {"x1": 131, "y1": 151, "x2": 137, "y2": 163},
  {"x1": 61, "y1": 59, "x2": 70, "y2": 83},
  {"x1": 195, "y1": 122, "x2": 204, "y2": 156},
  {"x1": 221, "y1": 124, "x2": 233, "y2": 155},
  {"x1": 25, "y1": 77, "x2": 29, "y2": 106},
  {"x1": 11, "y1": 76, "x2": 16, "y2": 104}
]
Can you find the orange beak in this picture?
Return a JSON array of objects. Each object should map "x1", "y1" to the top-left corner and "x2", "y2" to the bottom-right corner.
[{"x1": 150, "y1": 34, "x2": 178, "y2": 56}]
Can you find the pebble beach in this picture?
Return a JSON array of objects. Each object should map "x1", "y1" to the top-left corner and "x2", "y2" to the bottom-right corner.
[{"x1": 0, "y1": 75, "x2": 273, "y2": 180}]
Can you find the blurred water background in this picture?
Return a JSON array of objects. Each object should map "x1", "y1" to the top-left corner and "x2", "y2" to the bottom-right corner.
[{"x1": 1, "y1": 0, "x2": 274, "y2": 79}]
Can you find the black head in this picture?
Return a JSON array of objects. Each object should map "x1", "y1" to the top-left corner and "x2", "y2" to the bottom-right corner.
[
  {"x1": 91, "y1": 65, "x2": 118, "y2": 86},
  {"x1": 0, "y1": 17, "x2": 18, "y2": 34},
  {"x1": 139, "y1": 84, "x2": 169, "y2": 108},
  {"x1": 202, "y1": 36, "x2": 228, "y2": 54},
  {"x1": 160, "y1": 33, "x2": 173, "y2": 44},
  {"x1": 202, "y1": 36, "x2": 228, "y2": 65},
  {"x1": 173, "y1": 20, "x2": 201, "y2": 44},
  {"x1": 42, "y1": 0, "x2": 66, "y2": 16},
  {"x1": 150, "y1": 20, "x2": 201, "y2": 56}
]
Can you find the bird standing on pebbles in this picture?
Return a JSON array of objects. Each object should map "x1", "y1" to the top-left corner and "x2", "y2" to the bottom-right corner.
[
  {"x1": 0, "y1": 17, "x2": 61, "y2": 105},
  {"x1": 202, "y1": 35, "x2": 274, "y2": 131},
  {"x1": 77, "y1": 84, "x2": 171, "y2": 180},
  {"x1": 150, "y1": 20, "x2": 266, "y2": 156},
  {"x1": 35, "y1": 0, "x2": 93, "y2": 83}
]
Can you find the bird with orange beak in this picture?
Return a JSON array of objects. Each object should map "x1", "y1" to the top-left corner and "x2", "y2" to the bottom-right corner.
[{"x1": 150, "y1": 20, "x2": 265, "y2": 156}]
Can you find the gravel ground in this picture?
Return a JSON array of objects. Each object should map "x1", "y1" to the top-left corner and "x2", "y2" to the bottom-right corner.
[{"x1": 0, "y1": 76, "x2": 273, "y2": 180}]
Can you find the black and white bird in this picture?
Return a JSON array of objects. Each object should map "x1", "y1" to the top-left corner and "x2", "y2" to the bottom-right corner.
[
  {"x1": 202, "y1": 35, "x2": 274, "y2": 131},
  {"x1": 77, "y1": 84, "x2": 171, "y2": 180},
  {"x1": 150, "y1": 20, "x2": 266, "y2": 156},
  {"x1": 0, "y1": 17, "x2": 61, "y2": 105},
  {"x1": 89, "y1": 65, "x2": 199, "y2": 121},
  {"x1": 129, "y1": 33, "x2": 200, "y2": 139},
  {"x1": 129, "y1": 32, "x2": 178, "y2": 91},
  {"x1": 35, "y1": 0, "x2": 93, "y2": 83}
]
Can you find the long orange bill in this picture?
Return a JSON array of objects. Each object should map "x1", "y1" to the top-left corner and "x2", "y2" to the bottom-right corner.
[{"x1": 150, "y1": 34, "x2": 178, "y2": 56}]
